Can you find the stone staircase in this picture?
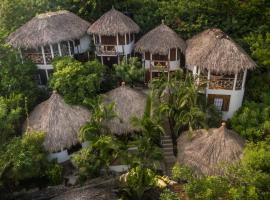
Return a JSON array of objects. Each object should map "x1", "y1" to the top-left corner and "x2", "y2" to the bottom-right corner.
[{"x1": 161, "y1": 134, "x2": 176, "y2": 176}]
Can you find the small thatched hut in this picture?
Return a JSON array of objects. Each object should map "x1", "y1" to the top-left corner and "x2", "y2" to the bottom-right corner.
[
  {"x1": 135, "y1": 22, "x2": 186, "y2": 82},
  {"x1": 87, "y1": 8, "x2": 140, "y2": 67},
  {"x1": 7, "y1": 10, "x2": 91, "y2": 85},
  {"x1": 177, "y1": 123, "x2": 245, "y2": 176},
  {"x1": 102, "y1": 84, "x2": 147, "y2": 135},
  {"x1": 185, "y1": 28, "x2": 257, "y2": 119},
  {"x1": 26, "y1": 91, "x2": 90, "y2": 163}
]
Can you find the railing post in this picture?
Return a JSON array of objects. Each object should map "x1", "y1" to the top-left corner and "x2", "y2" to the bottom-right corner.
[
  {"x1": 50, "y1": 44, "x2": 54, "y2": 58},
  {"x1": 233, "y1": 73, "x2": 238, "y2": 90},
  {"x1": 41, "y1": 46, "x2": 46, "y2": 65},
  {"x1": 207, "y1": 70, "x2": 210, "y2": 89},
  {"x1": 58, "y1": 43, "x2": 62, "y2": 56},
  {"x1": 241, "y1": 69, "x2": 247, "y2": 90}
]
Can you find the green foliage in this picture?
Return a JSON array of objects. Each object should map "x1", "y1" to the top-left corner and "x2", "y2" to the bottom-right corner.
[
  {"x1": 0, "y1": 132, "x2": 47, "y2": 189},
  {"x1": 0, "y1": 95, "x2": 23, "y2": 145},
  {"x1": 45, "y1": 162, "x2": 63, "y2": 186},
  {"x1": 50, "y1": 57, "x2": 105, "y2": 105},
  {"x1": 172, "y1": 163, "x2": 193, "y2": 182},
  {"x1": 185, "y1": 176, "x2": 229, "y2": 200},
  {"x1": 80, "y1": 96, "x2": 116, "y2": 141},
  {"x1": 160, "y1": 188, "x2": 180, "y2": 200},
  {"x1": 129, "y1": 93, "x2": 164, "y2": 168},
  {"x1": 72, "y1": 135, "x2": 124, "y2": 179},
  {"x1": 114, "y1": 57, "x2": 144, "y2": 86},
  {"x1": 119, "y1": 166, "x2": 157, "y2": 200},
  {"x1": 231, "y1": 101, "x2": 270, "y2": 141}
]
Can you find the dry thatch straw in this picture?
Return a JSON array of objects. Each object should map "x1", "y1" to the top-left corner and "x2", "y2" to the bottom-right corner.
[
  {"x1": 7, "y1": 10, "x2": 90, "y2": 49},
  {"x1": 87, "y1": 8, "x2": 140, "y2": 36},
  {"x1": 177, "y1": 123, "x2": 245, "y2": 176},
  {"x1": 102, "y1": 84, "x2": 147, "y2": 135},
  {"x1": 25, "y1": 91, "x2": 90, "y2": 153},
  {"x1": 186, "y1": 28, "x2": 256, "y2": 74},
  {"x1": 135, "y1": 23, "x2": 186, "y2": 55}
]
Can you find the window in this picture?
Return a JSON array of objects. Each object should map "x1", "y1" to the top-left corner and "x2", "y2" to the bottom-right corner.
[
  {"x1": 208, "y1": 94, "x2": 231, "y2": 111},
  {"x1": 74, "y1": 39, "x2": 80, "y2": 47},
  {"x1": 69, "y1": 41, "x2": 74, "y2": 55},
  {"x1": 101, "y1": 35, "x2": 117, "y2": 45},
  {"x1": 118, "y1": 34, "x2": 125, "y2": 45},
  {"x1": 152, "y1": 54, "x2": 168, "y2": 61},
  {"x1": 170, "y1": 48, "x2": 176, "y2": 61},
  {"x1": 52, "y1": 44, "x2": 59, "y2": 57},
  {"x1": 145, "y1": 52, "x2": 150, "y2": 60},
  {"x1": 60, "y1": 41, "x2": 69, "y2": 56},
  {"x1": 214, "y1": 98, "x2": 223, "y2": 111},
  {"x1": 37, "y1": 69, "x2": 47, "y2": 85}
]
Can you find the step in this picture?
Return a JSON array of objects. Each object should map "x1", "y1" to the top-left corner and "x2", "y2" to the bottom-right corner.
[
  {"x1": 161, "y1": 139, "x2": 172, "y2": 144},
  {"x1": 162, "y1": 143, "x2": 173, "y2": 148}
]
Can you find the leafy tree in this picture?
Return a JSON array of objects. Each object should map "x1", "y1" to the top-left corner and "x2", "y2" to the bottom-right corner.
[
  {"x1": 119, "y1": 166, "x2": 157, "y2": 200},
  {"x1": 0, "y1": 95, "x2": 24, "y2": 145},
  {"x1": 0, "y1": 132, "x2": 51, "y2": 190},
  {"x1": 151, "y1": 72, "x2": 207, "y2": 153},
  {"x1": 230, "y1": 101, "x2": 270, "y2": 142},
  {"x1": 50, "y1": 57, "x2": 105, "y2": 105},
  {"x1": 114, "y1": 57, "x2": 144, "y2": 86}
]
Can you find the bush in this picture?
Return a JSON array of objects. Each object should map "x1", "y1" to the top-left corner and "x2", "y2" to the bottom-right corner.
[
  {"x1": 230, "y1": 101, "x2": 270, "y2": 141},
  {"x1": 172, "y1": 163, "x2": 193, "y2": 182},
  {"x1": 119, "y1": 166, "x2": 157, "y2": 200},
  {"x1": 160, "y1": 188, "x2": 180, "y2": 200},
  {"x1": 50, "y1": 57, "x2": 105, "y2": 105},
  {"x1": 45, "y1": 162, "x2": 63, "y2": 186},
  {"x1": 113, "y1": 57, "x2": 144, "y2": 86}
]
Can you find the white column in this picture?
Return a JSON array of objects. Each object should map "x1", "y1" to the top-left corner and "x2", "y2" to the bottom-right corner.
[
  {"x1": 45, "y1": 69, "x2": 49, "y2": 80},
  {"x1": 93, "y1": 35, "x2": 96, "y2": 44},
  {"x1": 68, "y1": 41, "x2": 71, "y2": 56},
  {"x1": 50, "y1": 44, "x2": 54, "y2": 58},
  {"x1": 207, "y1": 70, "x2": 210, "y2": 89},
  {"x1": 99, "y1": 35, "x2": 101, "y2": 44},
  {"x1": 19, "y1": 48, "x2": 24, "y2": 63},
  {"x1": 58, "y1": 43, "x2": 62, "y2": 56},
  {"x1": 241, "y1": 69, "x2": 247, "y2": 90},
  {"x1": 233, "y1": 73, "x2": 238, "y2": 90},
  {"x1": 116, "y1": 34, "x2": 119, "y2": 46},
  {"x1": 41, "y1": 46, "x2": 46, "y2": 65},
  {"x1": 168, "y1": 49, "x2": 170, "y2": 72},
  {"x1": 101, "y1": 56, "x2": 104, "y2": 65}
]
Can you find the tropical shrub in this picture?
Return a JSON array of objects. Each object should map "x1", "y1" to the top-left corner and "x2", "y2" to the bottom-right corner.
[
  {"x1": 114, "y1": 57, "x2": 144, "y2": 86},
  {"x1": 50, "y1": 57, "x2": 105, "y2": 105},
  {"x1": 160, "y1": 188, "x2": 180, "y2": 200},
  {"x1": 172, "y1": 163, "x2": 193, "y2": 182},
  {"x1": 0, "y1": 132, "x2": 47, "y2": 190},
  {"x1": 230, "y1": 101, "x2": 270, "y2": 141},
  {"x1": 0, "y1": 94, "x2": 24, "y2": 145},
  {"x1": 45, "y1": 162, "x2": 63, "y2": 186},
  {"x1": 72, "y1": 135, "x2": 125, "y2": 179},
  {"x1": 119, "y1": 166, "x2": 157, "y2": 200}
]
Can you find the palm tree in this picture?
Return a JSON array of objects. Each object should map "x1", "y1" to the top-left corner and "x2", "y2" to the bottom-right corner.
[{"x1": 151, "y1": 72, "x2": 207, "y2": 154}]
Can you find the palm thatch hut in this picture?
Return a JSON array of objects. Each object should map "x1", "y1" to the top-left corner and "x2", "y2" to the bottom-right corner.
[
  {"x1": 185, "y1": 28, "x2": 257, "y2": 119},
  {"x1": 135, "y1": 22, "x2": 186, "y2": 82},
  {"x1": 25, "y1": 91, "x2": 90, "y2": 163},
  {"x1": 87, "y1": 8, "x2": 140, "y2": 67},
  {"x1": 102, "y1": 84, "x2": 147, "y2": 135},
  {"x1": 177, "y1": 123, "x2": 245, "y2": 176},
  {"x1": 7, "y1": 10, "x2": 91, "y2": 85}
]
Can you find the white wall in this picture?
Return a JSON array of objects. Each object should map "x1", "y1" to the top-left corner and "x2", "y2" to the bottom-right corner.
[
  {"x1": 47, "y1": 150, "x2": 70, "y2": 163},
  {"x1": 75, "y1": 35, "x2": 91, "y2": 54},
  {"x1": 206, "y1": 88, "x2": 245, "y2": 120}
]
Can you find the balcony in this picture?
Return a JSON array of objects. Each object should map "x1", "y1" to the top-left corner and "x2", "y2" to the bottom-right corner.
[
  {"x1": 150, "y1": 60, "x2": 169, "y2": 72},
  {"x1": 95, "y1": 45, "x2": 124, "y2": 56},
  {"x1": 200, "y1": 76, "x2": 243, "y2": 90}
]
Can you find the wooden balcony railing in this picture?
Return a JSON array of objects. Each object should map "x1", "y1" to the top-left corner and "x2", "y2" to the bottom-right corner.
[
  {"x1": 23, "y1": 53, "x2": 44, "y2": 64},
  {"x1": 95, "y1": 45, "x2": 123, "y2": 56},
  {"x1": 199, "y1": 76, "x2": 243, "y2": 90},
  {"x1": 150, "y1": 60, "x2": 169, "y2": 71}
]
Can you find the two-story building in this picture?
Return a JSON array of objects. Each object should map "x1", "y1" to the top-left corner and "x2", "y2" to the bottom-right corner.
[
  {"x1": 7, "y1": 10, "x2": 91, "y2": 85},
  {"x1": 135, "y1": 22, "x2": 186, "y2": 82},
  {"x1": 87, "y1": 8, "x2": 140, "y2": 67},
  {"x1": 186, "y1": 28, "x2": 256, "y2": 119}
]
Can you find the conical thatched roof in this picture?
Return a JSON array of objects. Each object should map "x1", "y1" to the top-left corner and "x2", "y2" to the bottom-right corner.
[
  {"x1": 186, "y1": 28, "x2": 256, "y2": 74},
  {"x1": 102, "y1": 84, "x2": 147, "y2": 135},
  {"x1": 7, "y1": 10, "x2": 90, "y2": 49},
  {"x1": 87, "y1": 8, "x2": 140, "y2": 36},
  {"x1": 135, "y1": 23, "x2": 186, "y2": 55},
  {"x1": 25, "y1": 91, "x2": 90, "y2": 153},
  {"x1": 177, "y1": 123, "x2": 245, "y2": 176}
]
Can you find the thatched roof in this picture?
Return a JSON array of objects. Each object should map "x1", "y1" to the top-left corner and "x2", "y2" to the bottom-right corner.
[
  {"x1": 186, "y1": 28, "x2": 256, "y2": 74},
  {"x1": 25, "y1": 91, "x2": 90, "y2": 153},
  {"x1": 177, "y1": 123, "x2": 245, "y2": 176},
  {"x1": 87, "y1": 8, "x2": 140, "y2": 36},
  {"x1": 7, "y1": 10, "x2": 90, "y2": 49},
  {"x1": 135, "y1": 23, "x2": 186, "y2": 55},
  {"x1": 102, "y1": 84, "x2": 147, "y2": 135}
]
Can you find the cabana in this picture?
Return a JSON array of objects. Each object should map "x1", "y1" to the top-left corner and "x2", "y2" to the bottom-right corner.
[{"x1": 25, "y1": 91, "x2": 90, "y2": 163}]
